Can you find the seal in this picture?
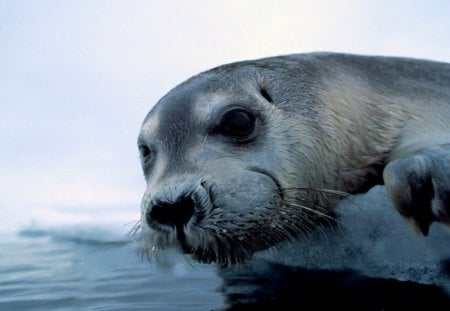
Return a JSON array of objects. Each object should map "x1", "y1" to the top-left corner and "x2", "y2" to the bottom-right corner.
[{"x1": 135, "y1": 52, "x2": 450, "y2": 266}]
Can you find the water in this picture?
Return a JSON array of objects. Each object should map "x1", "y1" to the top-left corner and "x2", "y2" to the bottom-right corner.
[
  {"x1": 2, "y1": 187, "x2": 450, "y2": 310},
  {"x1": 0, "y1": 227, "x2": 225, "y2": 310}
]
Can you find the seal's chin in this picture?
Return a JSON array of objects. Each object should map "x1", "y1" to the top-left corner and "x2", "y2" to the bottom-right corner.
[
  {"x1": 144, "y1": 224, "x2": 262, "y2": 266},
  {"x1": 173, "y1": 226, "x2": 253, "y2": 265},
  {"x1": 183, "y1": 241, "x2": 255, "y2": 266}
]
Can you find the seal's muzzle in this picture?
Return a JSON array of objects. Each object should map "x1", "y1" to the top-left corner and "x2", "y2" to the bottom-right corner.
[{"x1": 146, "y1": 194, "x2": 195, "y2": 230}]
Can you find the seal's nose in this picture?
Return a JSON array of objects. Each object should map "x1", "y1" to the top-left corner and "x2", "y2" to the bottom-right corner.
[{"x1": 146, "y1": 195, "x2": 195, "y2": 228}]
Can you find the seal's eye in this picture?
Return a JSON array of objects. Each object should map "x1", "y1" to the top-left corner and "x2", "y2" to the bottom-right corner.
[
  {"x1": 218, "y1": 109, "x2": 256, "y2": 140},
  {"x1": 139, "y1": 145, "x2": 152, "y2": 161}
]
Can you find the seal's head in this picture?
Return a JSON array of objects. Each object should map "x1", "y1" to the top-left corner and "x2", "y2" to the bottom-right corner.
[{"x1": 136, "y1": 57, "x2": 347, "y2": 266}]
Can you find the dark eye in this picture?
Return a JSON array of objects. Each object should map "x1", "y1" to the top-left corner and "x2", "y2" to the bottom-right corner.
[
  {"x1": 139, "y1": 145, "x2": 152, "y2": 161},
  {"x1": 217, "y1": 109, "x2": 256, "y2": 139}
]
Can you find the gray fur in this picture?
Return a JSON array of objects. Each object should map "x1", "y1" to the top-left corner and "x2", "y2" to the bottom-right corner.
[{"x1": 136, "y1": 52, "x2": 450, "y2": 265}]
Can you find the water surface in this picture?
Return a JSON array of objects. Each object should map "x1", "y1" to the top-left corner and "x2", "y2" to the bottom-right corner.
[{"x1": 0, "y1": 228, "x2": 225, "y2": 310}]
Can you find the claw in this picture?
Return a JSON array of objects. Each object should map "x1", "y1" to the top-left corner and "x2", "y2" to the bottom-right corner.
[{"x1": 384, "y1": 155, "x2": 436, "y2": 237}]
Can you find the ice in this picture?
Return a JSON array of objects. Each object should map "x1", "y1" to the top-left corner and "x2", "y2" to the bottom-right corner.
[{"x1": 255, "y1": 186, "x2": 450, "y2": 286}]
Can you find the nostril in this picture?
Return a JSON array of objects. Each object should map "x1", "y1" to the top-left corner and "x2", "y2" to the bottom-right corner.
[{"x1": 147, "y1": 195, "x2": 195, "y2": 228}]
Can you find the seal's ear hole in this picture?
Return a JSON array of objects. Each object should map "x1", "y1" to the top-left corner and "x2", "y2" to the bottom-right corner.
[{"x1": 259, "y1": 87, "x2": 273, "y2": 103}]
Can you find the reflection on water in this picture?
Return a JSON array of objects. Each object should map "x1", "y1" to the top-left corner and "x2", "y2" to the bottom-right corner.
[
  {"x1": 0, "y1": 229, "x2": 225, "y2": 310},
  {"x1": 1, "y1": 224, "x2": 449, "y2": 310},
  {"x1": 220, "y1": 259, "x2": 450, "y2": 309}
]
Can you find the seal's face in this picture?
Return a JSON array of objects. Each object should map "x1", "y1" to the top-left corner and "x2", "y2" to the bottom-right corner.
[{"x1": 137, "y1": 70, "x2": 329, "y2": 265}]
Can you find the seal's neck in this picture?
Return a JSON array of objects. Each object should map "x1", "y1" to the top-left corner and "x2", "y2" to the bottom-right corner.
[{"x1": 317, "y1": 77, "x2": 409, "y2": 194}]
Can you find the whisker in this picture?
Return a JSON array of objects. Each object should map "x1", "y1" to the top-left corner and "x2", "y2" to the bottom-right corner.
[
  {"x1": 282, "y1": 186, "x2": 361, "y2": 211},
  {"x1": 127, "y1": 220, "x2": 142, "y2": 239},
  {"x1": 132, "y1": 183, "x2": 354, "y2": 266},
  {"x1": 284, "y1": 198, "x2": 331, "y2": 217},
  {"x1": 282, "y1": 187, "x2": 351, "y2": 199},
  {"x1": 284, "y1": 202, "x2": 336, "y2": 222},
  {"x1": 280, "y1": 204, "x2": 336, "y2": 245},
  {"x1": 282, "y1": 201, "x2": 343, "y2": 238}
]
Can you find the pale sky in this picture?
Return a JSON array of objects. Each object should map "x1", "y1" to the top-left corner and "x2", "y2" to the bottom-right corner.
[{"x1": 1, "y1": 0, "x2": 449, "y2": 230}]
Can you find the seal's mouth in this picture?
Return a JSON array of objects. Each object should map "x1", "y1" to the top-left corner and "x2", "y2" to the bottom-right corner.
[
  {"x1": 174, "y1": 224, "x2": 195, "y2": 255},
  {"x1": 138, "y1": 173, "x2": 289, "y2": 265}
]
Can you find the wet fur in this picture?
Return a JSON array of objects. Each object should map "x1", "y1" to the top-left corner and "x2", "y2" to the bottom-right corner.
[{"x1": 135, "y1": 52, "x2": 450, "y2": 266}]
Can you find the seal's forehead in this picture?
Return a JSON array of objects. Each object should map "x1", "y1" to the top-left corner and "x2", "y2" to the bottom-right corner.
[
  {"x1": 139, "y1": 111, "x2": 160, "y2": 138},
  {"x1": 139, "y1": 75, "x2": 240, "y2": 146},
  {"x1": 142, "y1": 75, "x2": 239, "y2": 124},
  {"x1": 192, "y1": 91, "x2": 234, "y2": 120}
]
